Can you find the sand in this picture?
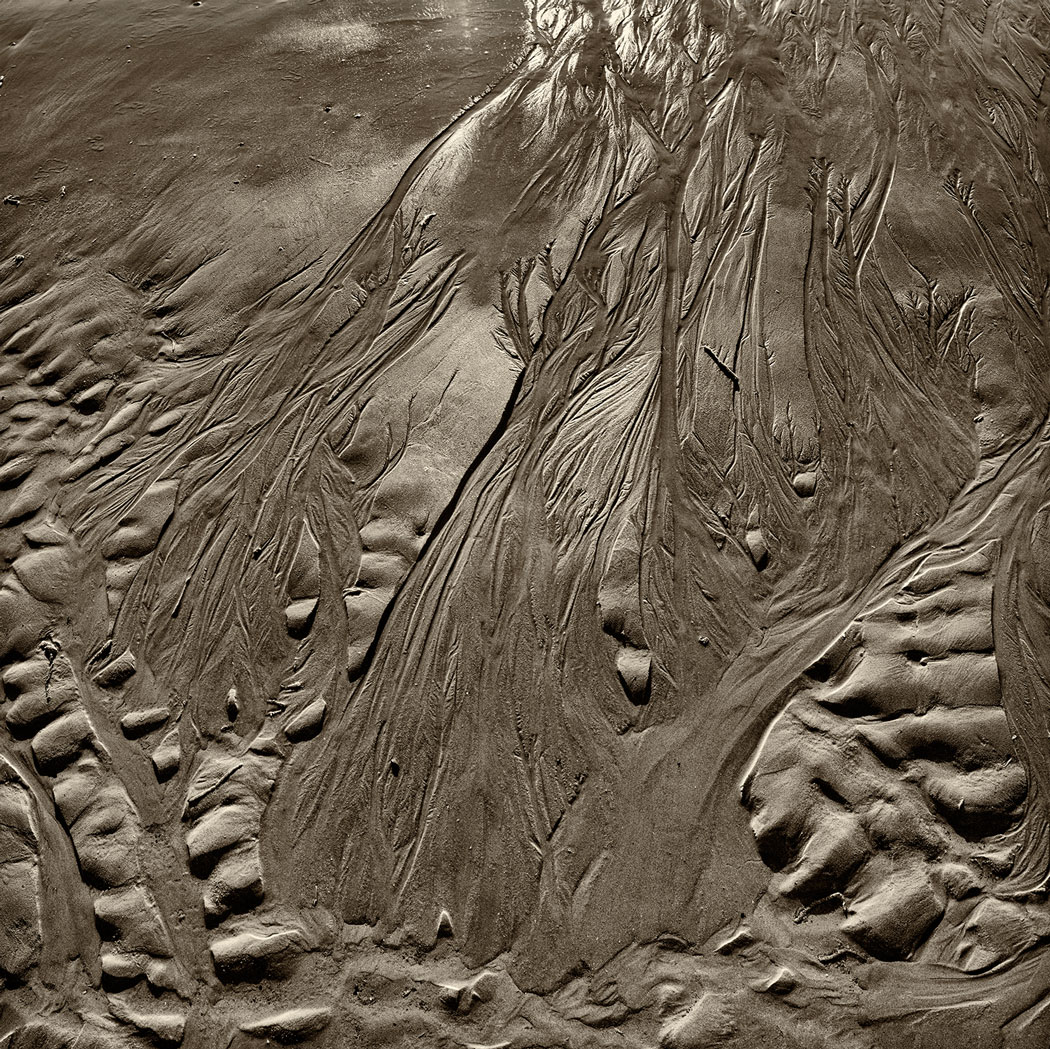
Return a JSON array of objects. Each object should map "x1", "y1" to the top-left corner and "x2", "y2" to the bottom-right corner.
[{"x1": 3, "y1": 0, "x2": 1050, "y2": 1045}]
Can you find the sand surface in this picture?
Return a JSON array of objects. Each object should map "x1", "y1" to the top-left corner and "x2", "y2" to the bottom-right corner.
[{"x1": 3, "y1": 0, "x2": 1050, "y2": 1046}]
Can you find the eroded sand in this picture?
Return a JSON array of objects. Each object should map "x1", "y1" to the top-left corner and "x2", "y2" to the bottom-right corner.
[{"x1": 4, "y1": 0, "x2": 1050, "y2": 1046}]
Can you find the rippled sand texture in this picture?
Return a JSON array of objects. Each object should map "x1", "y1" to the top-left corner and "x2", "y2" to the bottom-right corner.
[{"x1": 4, "y1": 0, "x2": 1050, "y2": 1045}]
